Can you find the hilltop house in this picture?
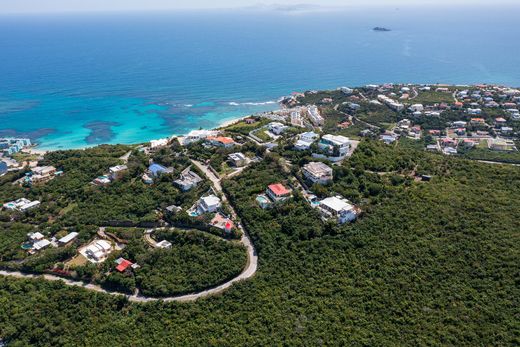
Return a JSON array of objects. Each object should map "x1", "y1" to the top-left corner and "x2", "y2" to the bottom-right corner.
[
  {"x1": 302, "y1": 162, "x2": 333, "y2": 185},
  {"x1": 266, "y1": 183, "x2": 291, "y2": 202},
  {"x1": 148, "y1": 163, "x2": 173, "y2": 178},
  {"x1": 318, "y1": 196, "x2": 358, "y2": 224},
  {"x1": 228, "y1": 153, "x2": 248, "y2": 167},
  {"x1": 294, "y1": 131, "x2": 319, "y2": 151},
  {"x1": 109, "y1": 165, "x2": 128, "y2": 180},
  {"x1": 174, "y1": 167, "x2": 203, "y2": 191},
  {"x1": 197, "y1": 195, "x2": 221, "y2": 214},
  {"x1": 316, "y1": 134, "x2": 351, "y2": 161}
]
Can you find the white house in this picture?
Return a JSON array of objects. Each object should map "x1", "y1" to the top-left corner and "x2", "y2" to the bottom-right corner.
[
  {"x1": 268, "y1": 122, "x2": 289, "y2": 135},
  {"x1": 58, "y1": 232, "x2": 79, "y2": 246},
  {"x1": 319, "y1": 196, "x2": 358, "y2": 224},
  {"x1": 156, "y1": 240, "x2": 172, "y2": 249},
  {"x1": 197, "y1": 195, "x2": 221, "y2": 214},
  {"x1": 294, "y1": 131, "x2": 319, "y2": 151},
  {"x1": 174, "y1": 167, "x2": 203, "y2": 191},
  {"x1": 83, "y1": 240, "x2": 113, "y2": 263},
  {"x1": 317, "y1": 134, "x2": 351, "y2": 160}
]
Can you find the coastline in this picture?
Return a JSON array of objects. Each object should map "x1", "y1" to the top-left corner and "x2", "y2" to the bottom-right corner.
[{"x1": 30, "y1": 106, "x2": 279, "y2": 154}]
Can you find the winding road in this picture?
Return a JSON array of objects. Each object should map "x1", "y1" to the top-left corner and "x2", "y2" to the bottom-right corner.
[{"x1": 0, "y1": 160, "x2": 258, "y2": 303}]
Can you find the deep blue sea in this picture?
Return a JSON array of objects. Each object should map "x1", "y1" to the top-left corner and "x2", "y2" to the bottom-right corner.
[{"x1": 1, "y1": 5, "x2": 520, "y2": 150}]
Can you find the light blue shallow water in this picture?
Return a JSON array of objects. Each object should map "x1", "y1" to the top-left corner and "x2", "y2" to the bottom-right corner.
[{"x1": 1, "y1": 6, "x2": 519, "y2": 150}]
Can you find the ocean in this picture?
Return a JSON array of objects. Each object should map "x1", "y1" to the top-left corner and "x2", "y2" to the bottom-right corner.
[{"x1": 1, "y1": 5, "x2": 520, "y2": 150}]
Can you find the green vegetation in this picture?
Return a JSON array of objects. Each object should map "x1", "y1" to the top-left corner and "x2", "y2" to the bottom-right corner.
[
  {"x1": 0, "y1": 142, "x2": 518, "y2": 345},
  {"x1": 412, "y1": 90, "x2": 455, "y2": 104}
]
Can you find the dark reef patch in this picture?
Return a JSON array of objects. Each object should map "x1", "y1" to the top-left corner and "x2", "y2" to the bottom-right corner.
[
  {"x1": 84, "y1": 121, "x2": 120, "y2": 144},
  {"x1": 0, "y1": 128, "x2": 56, "y2": 140}
]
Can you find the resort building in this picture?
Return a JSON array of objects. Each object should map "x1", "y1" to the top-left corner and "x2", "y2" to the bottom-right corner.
[
  {"x1": 318, "y1": 196, "x2": 358, "y2": 224},
  {"x1": 266, "y1": 183, "x2": 291, "y2": 202},
  {"x1": 307, "y1": 105, "x2": 324, "y2": 126},
  {"x1": 174, "y1": 167, "x2": 203, "y2": 191},
  {"x1": 377, "y1": 95, "x2": 404, "y2": 111},
  {"x1": 197, "y1": 195, "x2": 221, "y2": 214},
  {"x1": 302, "y1": 162, "x2": 333, "y2": 185},
  {"x1": 290, "y1": 111, "x2": 305, "y2": 127},
  {"x1": 0, "y1": 138, "x2": 31, "y2": 157}
]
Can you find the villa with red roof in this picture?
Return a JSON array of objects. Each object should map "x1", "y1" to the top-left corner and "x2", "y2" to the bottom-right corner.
[
  {"x1": 206, "y1": 136, "x2": 236, "y2": 148},
  {"x1": 266, "y1": 183, "x2": 291, "y2": 202},
  {"x1": 115, "y1": 258, "x2": 133, "y2": 272}
]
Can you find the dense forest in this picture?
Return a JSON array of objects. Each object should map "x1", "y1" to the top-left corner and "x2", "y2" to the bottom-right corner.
[{"x1": 0, "y1": 140, "x2": 518, "y2": 346}]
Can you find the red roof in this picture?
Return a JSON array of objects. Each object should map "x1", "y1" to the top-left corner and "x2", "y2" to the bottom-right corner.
[
  {"x1": 207, "y1": 136, "x2": 235, "y2": 145},
  {"x1": 268, "y1": 183, "x2": 290, "y2": 197},
  {"x1": 116, "y1": 259, "x2": 133, "y2": 272}
]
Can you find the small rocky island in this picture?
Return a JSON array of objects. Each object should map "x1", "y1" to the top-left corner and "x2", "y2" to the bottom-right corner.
[{"x1": 373, "y1": 27, "x2": 391, "y2": 32}]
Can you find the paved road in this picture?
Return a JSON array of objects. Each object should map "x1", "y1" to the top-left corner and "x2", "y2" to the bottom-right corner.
[{"x1": 0, "y1": 160, "x2": 259, "y2": 303}]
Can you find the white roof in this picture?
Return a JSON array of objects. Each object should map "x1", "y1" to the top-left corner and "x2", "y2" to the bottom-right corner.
[
  {"x1": 229, "y1": 152, "x2": 246, "y2": 160},
  {"x1": 156, "y1": 240, "x2": 172, "y2": 248},
  {"x1": 320, "y1": 196, "x2": 353, "y2": 212},
  {"x1": 150, "y1": 138, "x2": 169, "y2": 148},
  {"x1": 321, "y1": 134, "x2": 350, "y2": 145},
  {"x1": 59, "y1": 232, "x2": 79, "y2": 244},
  {"x1": 33, "y1": 239, "x2": 51, "y2": 250},
  {"x1": 109, "y1": 165, "x2": 127, "y2": 172},
  {"x1": 29, "y1": 232, "x2": 45, "y2": 240},
  {"x1": 201, "y1": 195, "x2": 221, "y2": 206}
]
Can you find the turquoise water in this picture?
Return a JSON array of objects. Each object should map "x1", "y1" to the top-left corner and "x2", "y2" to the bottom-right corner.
[{"x1": 1, "y1": 6, "x2": 519, "y2": 150}]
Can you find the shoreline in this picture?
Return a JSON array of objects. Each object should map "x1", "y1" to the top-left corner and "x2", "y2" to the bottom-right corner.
[{"x1": 30, "y1": 107, "x2": 279, "y2": 154}]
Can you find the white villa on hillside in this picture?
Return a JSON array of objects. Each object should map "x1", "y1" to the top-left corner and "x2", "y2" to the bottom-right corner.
[
  {"x1": 316, "y1": 134, "x2": 351, "y2": 161},
  {"x1": 302, "y1": 162, "x2": 333, "y2": 185},
  {"x1": 197, "y1": 195, "x2": 221, "y2": 214},
  {"x1": 319, "y1": 196, "x2": 358, "y2": 224}
]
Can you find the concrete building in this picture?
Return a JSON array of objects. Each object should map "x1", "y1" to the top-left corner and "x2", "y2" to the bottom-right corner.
[
  {"x1": 318, "y1": 134, "x2": 351, "y2": 159},
  {"x1": 58, "y1": 232, "x2": 79, "y2": 247},
  {"x1": 197, "y1": 195, "x2": 221, "y2": 214},
  {"x1": 174, "y1": 167, "x2": 203, "y2": 191},
  {"x1": 268, "y1": 122, "x2": 289, "y2": 135},
  {"x1": 109, "y1": 165, "x2": 128, "y2": 180},
  {"x1": 266, "y1": 183, "x2": 291, "y2": 202},
  {"x1": 228, "y1": 153, "x2": 247, "y2": 167},
  {"x1": 318, "y1": 196, "x2": 358, "y2": 224},
  {"x1": 302, "y1": 162, "x2": 333, "y2": 185},
  {"x1": 307, "y1": 105, "x2": 324, "y2": 126}
]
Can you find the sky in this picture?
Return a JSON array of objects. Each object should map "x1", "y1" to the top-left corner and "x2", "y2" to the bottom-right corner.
[{"x1": 0, "y1": 0, "x2": 518, "y2": 14}]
